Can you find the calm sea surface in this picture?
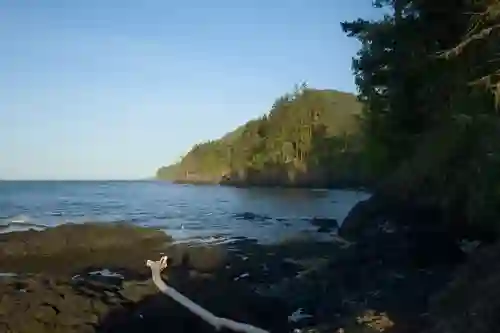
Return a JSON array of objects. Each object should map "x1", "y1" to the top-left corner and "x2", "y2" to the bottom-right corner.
[{"x1": 0, "y1": 181, "x2": 370, "y2": 244}]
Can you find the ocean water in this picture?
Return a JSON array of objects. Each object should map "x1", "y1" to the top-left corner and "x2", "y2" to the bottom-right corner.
[{"x1": 0, "y1": 181, "x2": 370, "y2": 244}]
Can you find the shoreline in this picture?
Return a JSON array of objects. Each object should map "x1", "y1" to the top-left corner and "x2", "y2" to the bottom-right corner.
[
  {"x1": 0, "y1": 194, "x2": 491, "y2": 333},
  {"x1": 157, "y1": 178, "x2": 373, "y2": 192},
  {"x1": 0, "y1": 198, "x2": 465, "y2": 333}
]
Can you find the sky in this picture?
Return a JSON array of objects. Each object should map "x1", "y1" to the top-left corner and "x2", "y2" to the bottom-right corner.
[{"x1": 0, "y1": 0, "x2": 382, "y2": 180}]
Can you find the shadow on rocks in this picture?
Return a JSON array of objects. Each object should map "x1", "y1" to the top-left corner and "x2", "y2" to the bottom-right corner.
[{"x1": 95, "y1": 249, "x2": 291, "y2": 333}]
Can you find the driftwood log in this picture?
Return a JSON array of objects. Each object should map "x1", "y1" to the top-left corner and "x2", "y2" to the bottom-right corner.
[{"x1": 146, "y1": 256, "x2": 269, "y2": 333}]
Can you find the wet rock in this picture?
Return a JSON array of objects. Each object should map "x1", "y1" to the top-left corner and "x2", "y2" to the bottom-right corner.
[
  {"x1": 234, "y1": 212, "x2": 272, "y2": 221},
  {"x1": 0, "y1": 222, "x2": 172, "y2": 276},
  {"x1": 0, "y1": 276, "x2": 106, "y2": 332},
  {"x1": 0, "y1": 222, "x2": 294, "y2": 333},
  {"x1": 0, "y1": 269, "x2": 174, "y2": 333},
  {"x1": 309, "y1": 217, "x2": 338, "y2": 233},
  {"x1": 96, "y1": 263, "x2": 291, "y2": 333},
  {"x1": 119, "y1": 281, "x2": 157, "y2": 302},
  {"x1": 162, "y1": 243, "x2": 227, "y2": 272},
  {"x1": 0, "y1": 222, "x2": 170, "y2": 255}
]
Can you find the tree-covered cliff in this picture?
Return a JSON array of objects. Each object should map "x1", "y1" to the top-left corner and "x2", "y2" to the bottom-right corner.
[
  {"x1": 338, "y1": 2, "x2": 500, "y2": 331},
  {"x1": 156, "y1": 85, "x2": 366, "y2": 187},
  {"x1": 340, "y1": 0, "x2": 500, "y2": 236}
]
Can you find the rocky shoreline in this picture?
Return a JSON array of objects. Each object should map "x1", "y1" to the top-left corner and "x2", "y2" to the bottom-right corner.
[
  {"x1": 166, "y1": 178, "x2": 371, "y2": 192},
  {"x1": 0, "y1": 197, "x2": 493, "y2": 333}
]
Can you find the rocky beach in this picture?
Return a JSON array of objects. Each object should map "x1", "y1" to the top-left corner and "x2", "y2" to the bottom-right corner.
[{"x1": 0, "y1": 194, "x2": 476, "y2": 333}]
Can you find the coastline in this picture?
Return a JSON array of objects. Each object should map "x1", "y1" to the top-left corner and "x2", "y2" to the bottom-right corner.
[
  {"x1": 157, "y1": 178, "x2": 373, "y2": 192},
  {"x1": 0, "y1": 194, "x2": 479, "y2": 333}
]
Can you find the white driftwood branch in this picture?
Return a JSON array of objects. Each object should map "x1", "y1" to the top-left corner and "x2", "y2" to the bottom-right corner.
[{"x1": 146, "y1": 256, "x2": 270, "y2": 333}]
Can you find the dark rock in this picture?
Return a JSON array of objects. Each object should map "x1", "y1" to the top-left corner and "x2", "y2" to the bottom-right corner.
[
  {"x1": 339, "y1": 194, "x2": 389, "y2": 240},
  {"x1": 317, "y1": 226, "x2": 330, "y2": 233},
  {"x1": 309, "y1": 217, "x2": 338, "y2": 233},
  {"x1": 234, "y1": 212, "x2": 272, "y2": 221},
  {"x1": 0, "y1": 274, "x2": 157, "y2": 332},
  {"x1": 160, "y1": 243, "x2": 227, "y2": 272},
  {"x1": 0, "y1": 222, "x2": 171, "y2": 255},
  {"x1": 0, "y1": 222, "x2": 172, "y2": 276},
  {"x1": 425, "y1": 240, "x2": 500, "y2": 333},
  {"x1": 0, "y1": 214, "x2": 471, "y2": 333},
  {"x1": 0, "y1": 223, "x2": 292, "y2": 333}
]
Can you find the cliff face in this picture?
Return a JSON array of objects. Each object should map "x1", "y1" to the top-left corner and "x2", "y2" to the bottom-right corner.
[{"x1": 156, "y1": 87, "x2": 366, "y2": 188}]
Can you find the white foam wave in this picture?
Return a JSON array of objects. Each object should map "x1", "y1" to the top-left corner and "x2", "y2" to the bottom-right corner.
[
  {"x1": 1, "y1": 214, "x2": 30, "y2": 224},
  {"x1": 0, "y1": 215, "x2": 47, "y2": 233}
]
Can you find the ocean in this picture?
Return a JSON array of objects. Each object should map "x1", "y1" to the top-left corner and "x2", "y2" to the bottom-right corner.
[{"x1": 0, "y1": 181, "x2": 370, "y2": 244}]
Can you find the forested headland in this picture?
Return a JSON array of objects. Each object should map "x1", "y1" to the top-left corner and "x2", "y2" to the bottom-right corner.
[{"x1": 156, "y1": 86, "x2": 370, "y2": 188}]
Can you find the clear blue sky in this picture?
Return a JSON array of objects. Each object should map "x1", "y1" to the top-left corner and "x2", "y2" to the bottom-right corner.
[{"x1": 0, "y1": 0, "x2": 381, "y2": 180}]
